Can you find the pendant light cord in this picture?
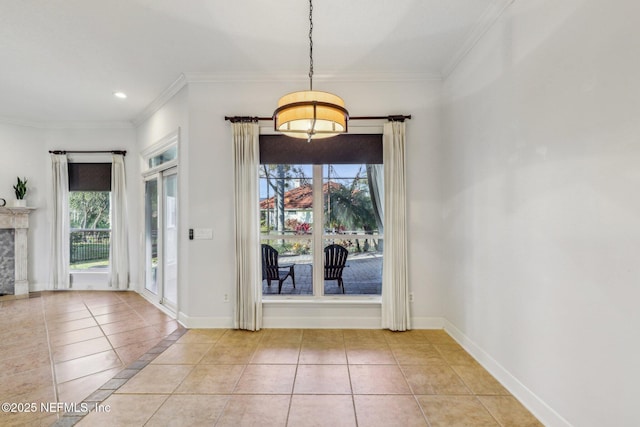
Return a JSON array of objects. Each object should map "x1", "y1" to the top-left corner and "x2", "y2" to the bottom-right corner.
[{"x1": 308, "y1": 0, "x2": 314, "y2": 91}]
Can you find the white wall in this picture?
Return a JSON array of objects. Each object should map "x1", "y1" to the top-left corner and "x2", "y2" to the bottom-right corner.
[
  {"x1": 137, "y1": 78, "x2": 444, "y2": 327},
  {"x1": 0, "y1": 123, "x2": 137, "y2": 291},
  {"x1": 44, "y1": 127, "x2": 139, "y2": 289},
  {"x1": 136, "y1": 86, "x2": 190, "y2": 311},
  {"x1": 442, "y1": 0, "x2": 640, "y2": 425},
  {"x1": 0, "y1": 123, "x2": 48, "y2": 287}
]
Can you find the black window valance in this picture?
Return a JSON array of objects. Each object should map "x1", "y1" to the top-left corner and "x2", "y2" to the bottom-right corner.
[
  {"x1": 259, "y1": 134, "x2": 382, "y2": 165},
  {"x1": 68, "y1": 163, "x2": 112, "y2": 191}
]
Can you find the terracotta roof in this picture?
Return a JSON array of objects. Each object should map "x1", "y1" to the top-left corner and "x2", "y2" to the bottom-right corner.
[{"x1": 260, "y1": 182, "x2": 342, "y2": 210}]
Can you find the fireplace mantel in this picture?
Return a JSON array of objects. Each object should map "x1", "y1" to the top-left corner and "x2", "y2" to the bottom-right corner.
[{"x1": 0, "y1": 207, "x2": 35, "y2": 297}]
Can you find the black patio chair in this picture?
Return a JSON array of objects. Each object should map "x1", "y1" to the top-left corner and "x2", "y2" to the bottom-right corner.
[
  {"x1": 261, "y1": 244, "x2": 295, "y2": 294},
  {"x1": 324, "y1": 244, "x2": 349, "y2": 293}
]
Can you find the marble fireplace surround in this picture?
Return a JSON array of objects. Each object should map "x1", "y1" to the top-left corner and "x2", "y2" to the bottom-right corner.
[{"x1": 0, "y1": 207, "x2": 34, "y2": 297}]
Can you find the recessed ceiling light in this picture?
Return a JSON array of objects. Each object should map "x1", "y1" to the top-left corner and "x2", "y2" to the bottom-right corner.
[{"x1": 113, "y1": 91, "x2": 127, "y2": 99}]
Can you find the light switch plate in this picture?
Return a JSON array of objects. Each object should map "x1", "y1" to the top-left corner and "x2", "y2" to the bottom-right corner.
[{"x1": 193, "y1": 228, "x2": 213, "y2": 239}]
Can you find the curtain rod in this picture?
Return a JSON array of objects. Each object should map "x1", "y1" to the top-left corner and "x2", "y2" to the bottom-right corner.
[
  {"x1": 49, "y1": 150, "x2": 126, "y2": 156},
  {"x1": 224, "y1": 115, "x2": 411, "y2": 123}
]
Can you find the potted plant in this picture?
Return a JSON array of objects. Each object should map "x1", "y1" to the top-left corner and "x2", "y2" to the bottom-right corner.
[{"x1": 13, "y1": 177, "x2": 28, "y2": 207}]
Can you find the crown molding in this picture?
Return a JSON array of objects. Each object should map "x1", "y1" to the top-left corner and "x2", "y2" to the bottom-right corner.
[
  {"x1": 184, "y1": 71, "x2": 292, "y2": 83},
  {"x1": 1, "y1": 2, "x2": 511, "y2": 131},
  {"x1": 133, "y1": 70, "x2": 440, "y2": 127},
  {"x1": 2, "y1": 69, "x2": 439, "y2": 131},
  {"x1": 341, "y1": 72, "x2": 441, "y2": 82},
  {"x1": 441, "y1": 0, "x2": 515, "y2": 79},
  {"x1": 184, "y1": 71, "x2": 442, "y2": 83},
  {"x1": 131, "y1": 73, "x2": 188, "y2": 127},
  {"x1": 0, "y1": 115, "x2": 134, "y2": 130},
  {"x1": 0, "y1": 116, "x2": 46, "y2": 129},
  {"x1": 41, "y1": 120, "x2": 134, "y2": 130}
]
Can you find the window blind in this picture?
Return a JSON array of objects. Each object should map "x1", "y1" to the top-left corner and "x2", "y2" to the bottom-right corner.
[
  {"x1": 68, "y1": 163, "x2": 112, "y2": 191},
  {"x1": 259, "y1": 134, "x2": 382, "y2": 164}
]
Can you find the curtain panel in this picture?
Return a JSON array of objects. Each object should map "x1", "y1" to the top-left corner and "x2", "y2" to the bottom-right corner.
[
  {"x1": 366, "y1": 164, "x2": 384, "y2": 236},
  {"x1": 50, "y1": 154, "x2": 70, "y2": 289},
  {"x1": 109, "y1": 154, "x2": 129, "y2": 289},
  {"x1": 233, "y1": 122, "x2": 262, "y2": 331},
  {"x1": 381, "y1": 121, "x2": 411, "y2": 331}
]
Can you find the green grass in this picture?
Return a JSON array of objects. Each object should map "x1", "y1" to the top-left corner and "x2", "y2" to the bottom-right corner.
[{"x1": 70, "y1": 260, "x2": 109, "y2": 270}]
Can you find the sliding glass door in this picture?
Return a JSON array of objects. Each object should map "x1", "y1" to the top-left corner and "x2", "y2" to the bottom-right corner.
[
  {"x1": 144, "y1": 167, "x2": 178, "y2": 311},
  {"x1": 144, "y1": 178, "x2": 159, "y2": 295},
  {"x1": 162, "y1": 170, "x2": 178, "y2": 307}
]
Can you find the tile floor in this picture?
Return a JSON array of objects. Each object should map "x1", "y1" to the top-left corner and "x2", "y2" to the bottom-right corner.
[
  {"x1": 0, "y1": 291, "x2": 179, "y2": 426},
  {"x1": 1, "y1": 292, "x2": 543, "y2": 426}
]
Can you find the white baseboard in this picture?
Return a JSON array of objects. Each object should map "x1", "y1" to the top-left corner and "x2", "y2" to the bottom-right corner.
[
  {"x1": 175, "y1": 315, "x2": 447, "y2": 330},
  {"x1": 178, "y1": 312, "x2": 234, "y2": 329},
  {"x1": 411, "y1": 316, "x2": 446, "y2": 329},
  {"x1": 179, "y1": 313, "x2": 405, "y2": 329},
  {"x1": 30, "y1": 283, "x2": 138, "y2": 292},
  {"x1": 443, "y1": 319, "x2": 571, "y2": 427},
  {"x1": 30, "y1": 282, "x2": 48, "y2": 292}
]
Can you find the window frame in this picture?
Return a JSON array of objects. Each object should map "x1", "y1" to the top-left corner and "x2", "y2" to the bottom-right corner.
[
  {"x1": 141, "y1": 129, "x2": 180, "y2": 313},
  {"x1": 260, "y1": 162, "x2": 383, "y2": 300},
  {"x1": 66, "y1": 154, "x2": 114, "y2": 279}
]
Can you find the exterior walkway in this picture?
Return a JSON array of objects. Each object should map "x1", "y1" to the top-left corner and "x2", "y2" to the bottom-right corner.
[{"x1": 263, "y1": 254, "x2": 382, "y2": 295}]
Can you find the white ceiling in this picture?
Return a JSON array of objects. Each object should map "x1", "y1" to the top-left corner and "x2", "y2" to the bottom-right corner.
[{"x1": 0, "y1": 0, "x2": 506, "y2": 125}]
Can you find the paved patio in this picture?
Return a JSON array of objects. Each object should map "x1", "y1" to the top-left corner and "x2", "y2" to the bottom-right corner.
[{"x1": 263, "y1": 253, "x2": 382, "y2": 295}]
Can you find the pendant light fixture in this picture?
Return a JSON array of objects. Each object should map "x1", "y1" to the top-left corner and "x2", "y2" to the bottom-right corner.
[{"x1": 273, "y1": 0, "x2": 349, "y2": 142}]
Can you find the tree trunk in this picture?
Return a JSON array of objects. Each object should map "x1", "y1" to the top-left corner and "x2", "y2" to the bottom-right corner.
[{"x1": 276, "y1": 164, "x2": 285, "y2": 233}]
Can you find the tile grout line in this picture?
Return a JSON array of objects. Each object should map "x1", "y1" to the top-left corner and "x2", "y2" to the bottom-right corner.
[
  {"x1": 433, "y1": 342, "x2": 474, "y2": 392},
  {"x1": 340, "y1": 331, "x2": 361, "y2": 427},
  {"x1": 384, "y1": 331, "x2": 433, "y2": 427},
  {"x1": 288, "y1": 335, "x2": 301, "y2": 424},
  {"x1": 54, "y1": 328, "x2": 187, "y2": 424},
  {"x1": 50, "y1": 296, "x2": 128, "y2": 389},
  {"x1": 44, "y1": 326, "x2": 539, "y2": 426},
  {"x1": 40, "y1": 294, "x2": 62, "y2": 419},
  {"x1": 433, "y1": 339, "x2": 512, "y2": 423},
  {"x1": 52, "y1": 321, "x2": 188, "y2": 426},
  {"x1": 149, "y1": 337, "x2": 213, "y2": 405},
  {"x1": 207, "y1": 330, "x2": 240, "y2": 426},
  {"x1": 208, "y1": 329, "x2": 263, "y2": 426},
  {"x1": 88, "y1": 293, "x2": 133, "y2": 367},
  {"x1": 474, "y1": 395, "x2": 506, "y2": 427},
  {"x1": 138, "y1": 394, "x2": 171, "y2": 427},
  {"x1": 0, "y1": 292, "x2": 177, "y2": 425},
  {"x1": 86, "y1": 295, "x2": 171, "y2": 367},
  {"x1": 93, "y1": 298, "x2": 119, "y2": 363},
  {"x1": 421, "y1": 331, "x2": 504, "y2": 426},
  {"x1": 284, "y1": 331, "x2": 304, "y2": 427}
]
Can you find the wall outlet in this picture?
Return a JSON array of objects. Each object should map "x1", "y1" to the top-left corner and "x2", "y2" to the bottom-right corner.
[
  {"x1": 409, "y1": 292, "x2": 414, "y2": 303},
  {"x1": 224, "y1": 293, "x2": 229, "y2": 302}
]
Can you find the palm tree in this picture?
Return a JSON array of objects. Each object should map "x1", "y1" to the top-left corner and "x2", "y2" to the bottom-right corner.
[
  {"x1": 324, "y1": 166, "x2": 377, "y2": 251},
  {"x1": 260, "y1": 164, "x2": 308, "y2": 236}
]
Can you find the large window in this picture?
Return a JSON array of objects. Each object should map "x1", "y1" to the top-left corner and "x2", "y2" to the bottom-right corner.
[
  {"x1": 68, "y1": 163, "x2": 112, "y2": 272},
  {"x1": 69, "y1": 192, "x2": 111, "y2": 270},
  {"x1": 322, "y1": 164, "x2": 383, "y2": 295},
  {"x1": 259, "y1": 135, "x2": 383, "y2": 296},
  {"x1": 260, "y1": 164, "x2": 314, "y2": 295}
]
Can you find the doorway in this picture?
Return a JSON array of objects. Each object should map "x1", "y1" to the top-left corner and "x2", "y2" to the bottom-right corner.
[{"x1": 144, "y1": 167, "x2": 178, "y2": 312}]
